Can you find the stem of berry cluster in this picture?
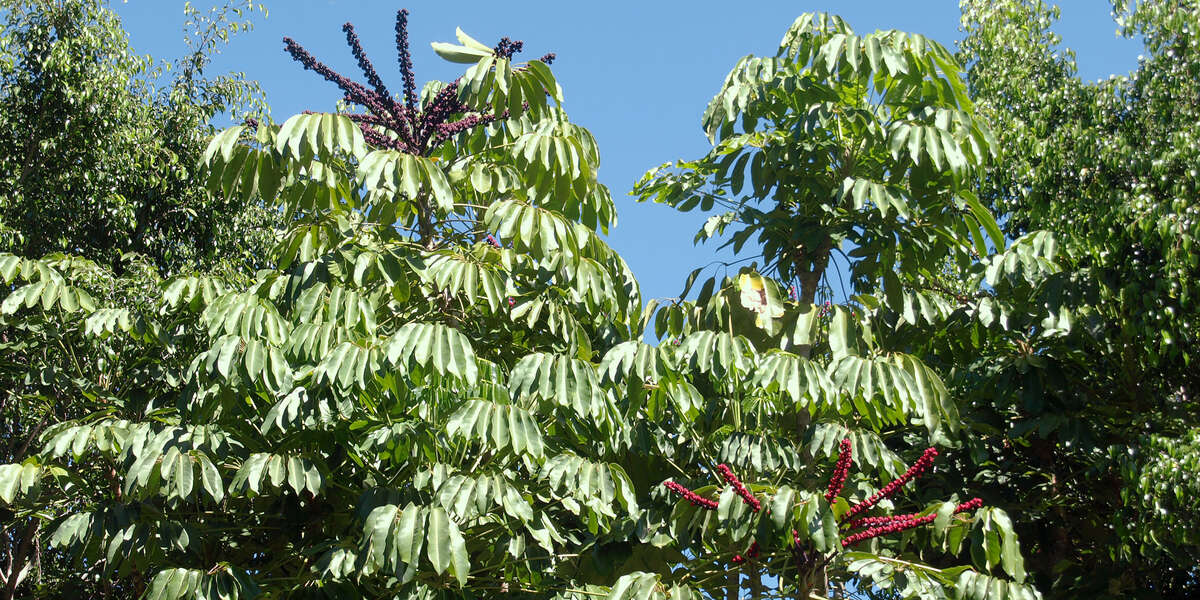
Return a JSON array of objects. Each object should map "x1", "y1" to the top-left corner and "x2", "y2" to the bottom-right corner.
[{"x1": 749, "y1": 565, "x2": 763, "y2": 599}]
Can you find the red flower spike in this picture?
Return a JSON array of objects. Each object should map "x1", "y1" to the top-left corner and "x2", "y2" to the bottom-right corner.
[
  {"x1": 840, "y1": 513, "x2": 939, "y2": 547},
  {"x1": 843, "y1": 511, "x2": 926, "y2": 532},
  {"x1": 955, "y1": 497, "x2": 984, "y2": 514},
  {"x1": 825, "y1": 438, "x2": 853, "y2": 502},
  {"x1": 716, "y1": 464, "x2": 761, "y2": 512},
  {"x1": 841, "y1": 447, "x2": 938, "y2": 522},
  {"x1": 663, "y1": 480, "x2": 718, "y2": 511},
  {"x1": 839, "y1": 498, "x2": 988, "y2": 547}
]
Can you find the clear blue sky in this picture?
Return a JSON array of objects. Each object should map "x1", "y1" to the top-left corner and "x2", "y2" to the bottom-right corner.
[{"x1": 114, "y1": 1, "x2": 1140, "y2": 306}]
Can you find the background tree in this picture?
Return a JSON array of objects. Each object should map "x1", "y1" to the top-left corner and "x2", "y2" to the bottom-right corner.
[
  {"x1": 955, "y1": 0, "x2": 1200, "y2": 596},
  {"x1": 0, "y1": 1, "x2": 274, "y2": 597},
  {"x1": 0, "y1": 0, "x2": 274, "y2": 275}
]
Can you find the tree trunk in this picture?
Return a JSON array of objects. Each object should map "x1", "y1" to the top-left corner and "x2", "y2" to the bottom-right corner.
[
  {"x1": 1, "y1": 520, "x2": 37, "y2": 600},
  {"x1": 792, "y1": 241, "x2": 833, "y2": 360}
]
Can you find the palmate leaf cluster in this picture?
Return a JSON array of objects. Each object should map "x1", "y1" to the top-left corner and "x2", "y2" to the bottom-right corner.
[
  {"x1": 635, "y1": 13, "x2": 1001, "y2": 307},
  {"x1": 618, "y1": 13, "x2": 1042, "y2": 600},
  {"x1": 1, "y1": 15, "x2": 644, "y2": 596},
  {"x1": 0, "y1": 8, "x2": 1047, "y2": 600}
]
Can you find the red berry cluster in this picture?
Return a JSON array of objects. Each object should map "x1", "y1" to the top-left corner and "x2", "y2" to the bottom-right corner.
[
  {"x1": 282, "y1": 9, "x2": 549, "y2": 157},
  {"x1": 954, "y1": 497, "x2": 984, "y2": 513},
  {"x1": 840, "y1": 514, "x2": 938, "y2": 547},
  {"x1": 841, "y1": 447, "x2": 938, "y2": 522},
  {"x1": 840, "y1": 497, "x2": 983, "y2": 548},
  {"x1": 824, "y1": 445, "x2": 986, "y2": 548},
  {"x1": 730, "y1": 541, "x2": 760, "y2": 565},
  {"x1": 661, "y1": 448, "x2": 986, "y2": 568},
  {"x1": 824, "y1": 438, "x2": 852, "y2": 502},
  {"x1": 842, "y1": 511, "x2": 925, "y2": 531},
  {"x1": 663, "y1": 464, "x2": 763, "y2": 514},
  {"x1": 663, "y1": 480, "x2": 720, "y2": 510},
  {"x1": 716, "y1": 464, "x2": 761, "y2": 512}
]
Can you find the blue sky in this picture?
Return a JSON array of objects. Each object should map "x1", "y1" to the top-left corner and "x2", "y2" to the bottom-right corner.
[{"x1": 114, "y1": 1, "x2": 1140, "y2": 306}]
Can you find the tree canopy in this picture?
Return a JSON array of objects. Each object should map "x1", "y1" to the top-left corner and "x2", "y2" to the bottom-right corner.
[
  {"x1": 0, "y1": 2, "x2": 1197, "y2": 600},
  {"x1": 958, "y1": 0, "x2": 1200, "y2": 595}
]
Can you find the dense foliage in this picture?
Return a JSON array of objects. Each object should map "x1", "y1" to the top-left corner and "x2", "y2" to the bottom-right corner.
[
  {"x1": 0, "y1": 0, "x2": 274, "y2": 274},
  {"x1": 0, "y1": 1, "x2": 274, "y2": 597},
  {"x1": 2, "y1": 1, "x2": 1197, "y2": 599},
  {"x1": 0, "y1": 6, "x2": 1044, "y2": 600},
  {"x1": 629, "y1": 12, "x2": 1048, "y2": 600},
  {"x1": 956, "y1": 0, "x2": 1200, "y2": 596}
]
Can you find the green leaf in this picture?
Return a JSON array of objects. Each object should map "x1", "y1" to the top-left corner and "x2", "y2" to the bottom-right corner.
[
  {"x1": 455, "y1": 27, "x2": 492, "y2": 52},
  {"x1": 447, "y1": 516, "x2": 470, "y2": 587},
  {"x1": 426, "y1": 506, "x2": 453, "y2": 575},
  {"x1": 431, "y1": 42, "x2": 492, "y2": 64}
]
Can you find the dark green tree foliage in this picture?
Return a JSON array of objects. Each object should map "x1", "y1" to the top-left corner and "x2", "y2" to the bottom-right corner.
[
  {"x1": 2, "y1": 9, "x2": 642, "y2": 599},
  {"x1": 957, "y1": 0, "x2": 1200, "y2": 596},
  {"x1": 0, "y1": 0, "x2": 274, "y2": 274},
  {"x1": 0, "y1": 1, "x2": 274, "y2": 598}
]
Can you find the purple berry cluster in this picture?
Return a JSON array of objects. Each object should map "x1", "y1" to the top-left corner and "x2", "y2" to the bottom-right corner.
[
  {"x1": 493, "y1": 36, "x2": 524, "y2": 59},
  {"x1": 282, "y1": 9, "x2": 547, "y2": 157},
  {"x1": 394, "y1": 9, "x2": 418, "y2": 111}
]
